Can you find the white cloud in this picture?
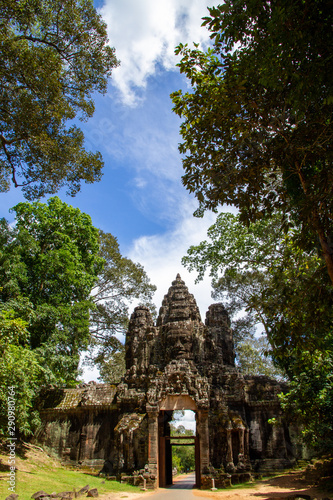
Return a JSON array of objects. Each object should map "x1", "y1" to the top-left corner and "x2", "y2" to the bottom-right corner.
[
  {"x1": 82, "y1": 82, "x2": 197, "y2": 225},
  {"x1": 127, "y1": 200, "x2": 219, "y2": 318},
  {"x1": 100, "y1": 0, "x2": 217, "y2": 105},
  {"x1": 172, "y1": 410, "x2": 196, "y2": 431}
]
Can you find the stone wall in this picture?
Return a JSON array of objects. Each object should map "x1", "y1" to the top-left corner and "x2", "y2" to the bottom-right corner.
[{"x1": 35, "y1": 275, "x2": 301, "y2": 488}]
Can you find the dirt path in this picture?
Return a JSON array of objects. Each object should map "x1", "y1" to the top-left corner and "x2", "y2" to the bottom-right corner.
[
  {"x1": 99, "y1": 470, "x2": 332, "y2": 500},
  {"x1": 193, "y1": 470, "x2": 331, "y2": 500}
]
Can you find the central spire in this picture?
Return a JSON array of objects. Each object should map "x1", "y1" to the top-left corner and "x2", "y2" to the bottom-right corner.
[{"x1": 157, "y1": 274, "x2": 201, "y2": 326}]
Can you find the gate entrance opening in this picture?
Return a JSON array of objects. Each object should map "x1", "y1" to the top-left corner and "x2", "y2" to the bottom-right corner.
[{"x1": 158, "y1": 404, "x2": 200, "y2": 488}]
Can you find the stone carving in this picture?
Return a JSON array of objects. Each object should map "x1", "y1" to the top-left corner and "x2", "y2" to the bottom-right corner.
[{"x1": 35, "y1": 274, "x2": 301, "y2": 489}]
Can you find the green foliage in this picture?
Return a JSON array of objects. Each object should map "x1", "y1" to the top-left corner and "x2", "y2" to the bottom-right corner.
[
  {"x1": 0, "y1": 197, "x2": 104, "y2": 435},
  {"x1": 86, "y1": 229, "x2": 156, "y2": 381},
  {"x1": 279, "y1": 347, "x2": 333, "y2": 453},
  {"x1": 95, "y1": 341, "x2": 126, "y2": 384},
  {"x1": 0, "y1": 309, "x2": 43, "y2": 436},
  {"x1": 0, "y1": 197, "x2": 156, "y2": 433},
  {"x1": 0, "y1": 0, "x2": 119, "y2": 199},
  {"x1": 1, "y1": 197, "x2": 104, "y2": 380},
  {"x1": 237, "y1": 336, "x2": 283, "y2": 379},
  {"x1": 170, "y1": 422, "x2": 195, "y2": 473},
  {"x1": 172, "y1": 0, "x2": 333, "y2": 283},
  {"x1": 183, "y1": 211, "x2": 285, "y2": 376},
  {"x1": 172, "y1": 444, "x2": 195, "y2": 473},
  {"x1": 182, "y1": 211, "x2": 333, "y2": 451}
]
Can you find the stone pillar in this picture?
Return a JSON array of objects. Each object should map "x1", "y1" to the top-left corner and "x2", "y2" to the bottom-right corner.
[
  {"x1": 245, "y1": 428, "x2": 249, "y2": 458},
  {"x1": 119, "y1": 432, "x2": 124, "y2": 470},
  {"x1": 128, "y1": 430, "x2": 134, "y2": 470},
  {"x1": 239, "y1": 427, "x2": 245, "y2": 455},
  {"x1": 226, "y1": 428, "x2": 235, "y2": 472},
  {"x1": 237, "y1": 427, "x2": 246, "y2": 471},
  {"x1": 244, "y1": 428, "x2": 251, "y2": 469},
  {"x1": 197, "y1": 409, "x2": 210, "y2": 473},
  {"x1": 147, "y1": 409, "x2": 159, "y2": 486}
]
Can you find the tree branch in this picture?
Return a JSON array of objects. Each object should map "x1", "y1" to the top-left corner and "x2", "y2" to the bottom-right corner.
[{"x1": 0, "y1": 134, "x2": 18, "y2": 187}]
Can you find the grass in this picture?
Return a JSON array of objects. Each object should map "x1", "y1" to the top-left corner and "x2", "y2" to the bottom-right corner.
[
  {"x1": 0, "y1": 443, "x2": 143, "y2": 500},
  {"x1": 216, "y1": 480, "x2": 258, "y2": 491}
]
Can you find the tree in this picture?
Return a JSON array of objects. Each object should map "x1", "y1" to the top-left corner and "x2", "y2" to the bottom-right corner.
[
  {"x1": 0, "y1": 197, "x2": 156, "y2": 433},
  {"x1": 170, "y1": 421, "x2": 195, "y2": 473},
  {"x1": 182, "y1": 211, "x2": 333, "y2": 451},
  {"x1": 0, "y1": 309, "x2": 43, "y2": 436},
  {"x1": 237, "y1": 336, "x2": 284, "y2": 379},
  {"x1": 1, "y1": 197, "x2": 104, "y2": 384},
  {"x1": 183, "y1": 211, "x2": 286, "y2": 377},
  {"x1": 1, "y1": 197, "x2": 156, "y2": 385},
  {"x1": 172, "y1": 0, "x2": 333, "y2": 283},
  {"x1": 0, "y1": 0, "x2": 119, "y2": 199},
  {"x1": 86, "y1": 230, "x2": 156, "y2": 381},
  {"x1": 183, "y1": 212, "x2": 274, "y2": 337},
  {"x1": 279, "y1": 347, "x2": 333, "y2": 452}
]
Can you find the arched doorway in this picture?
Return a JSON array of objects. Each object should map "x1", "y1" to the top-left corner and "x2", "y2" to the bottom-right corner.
[{"x1": 157, "y1": 395, "x2": 201, "y2": 488}]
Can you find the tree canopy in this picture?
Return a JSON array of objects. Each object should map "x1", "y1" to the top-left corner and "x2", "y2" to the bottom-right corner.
[
  {"x1": 183, "y1": 211, "x2": 333, "y2": 451},
  {"x1": 172, "y1": 0, "x2": 333, "y2": 283},
  {"x1": 87, "y1": 229, "x2": 156, "y2": 382},
  {"x1": 183, "y1": 212, "x2": 290, "y2": 378},
  {"x1": 1, "y1": 197, "x2": 104, "y2": 385},
  {"x1": 0, "y1": 309, "x2": 42, "y2": 436},
  {"x1": 0, "y1": 0, "x2": 118, "y2": 199},
  {"x1": 0, "y1": 197, "x2": 156, "y2": 434}
]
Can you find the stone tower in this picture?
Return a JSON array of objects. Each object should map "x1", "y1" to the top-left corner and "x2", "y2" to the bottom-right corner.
[{"x1": 36, "y1": 275, "x2": 300, "y2": 489}]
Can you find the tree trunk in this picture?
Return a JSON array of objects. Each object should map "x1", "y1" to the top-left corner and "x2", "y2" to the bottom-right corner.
[{"x1": 316, "y1": 224, "x2": 333, "y2": 285}]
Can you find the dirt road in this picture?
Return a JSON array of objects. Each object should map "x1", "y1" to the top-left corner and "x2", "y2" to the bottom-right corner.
[{"x1": 100, "y1": 470, "x2": 332, "y2": 500}]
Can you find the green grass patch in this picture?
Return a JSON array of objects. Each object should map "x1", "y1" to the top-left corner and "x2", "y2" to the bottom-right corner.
[
  {"x1": 0, "y1": 445, "x2": 143, "y2": 500},
  {"x1": 216, "y1": 480, "x2": 258, "y2": 491}
]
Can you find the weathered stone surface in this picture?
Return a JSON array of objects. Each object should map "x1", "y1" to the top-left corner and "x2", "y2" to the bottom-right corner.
[
  {"x1": 5, "y1": 494, "x2": 19, "y2": 500},
  {"x1": 87, "y1": 489, "x2": 98, "y2": 498},
  {"x1": 77, "y1": 484, "x2": 90, "y2": 496},
  {"x1": 35, "y1": 275, "x2": 301, "y2": 489},
  {"x1": 31, "y1": 492, "x2": 49, "y2": 499}
]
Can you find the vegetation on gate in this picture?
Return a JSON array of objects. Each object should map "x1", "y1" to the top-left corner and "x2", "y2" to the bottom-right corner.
[
  {"x1": 174, "y1": 0, "x2": 333, "y2": 453},
  {"x1": 0, "y1": 0, "x2": 119, "y2": 199},
  {"x1": 0, "y1": 197, "x2": 155, "y2": 436}
]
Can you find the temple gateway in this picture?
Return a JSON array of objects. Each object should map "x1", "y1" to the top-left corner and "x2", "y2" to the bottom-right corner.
[{"x1": 36, "y1": 275, "x2": 301, "y2": 488}]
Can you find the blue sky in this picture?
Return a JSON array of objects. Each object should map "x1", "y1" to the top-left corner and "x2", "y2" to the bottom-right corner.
[{"x1": 1, "y1": 0, "x2": 224, "y2": 377}]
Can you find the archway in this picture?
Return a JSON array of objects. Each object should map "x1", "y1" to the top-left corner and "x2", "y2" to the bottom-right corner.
[{"x1": 158, "y1": 395, "x2": 201, "y2": 488}]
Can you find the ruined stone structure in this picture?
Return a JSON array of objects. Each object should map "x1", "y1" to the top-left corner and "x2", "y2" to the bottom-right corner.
[{"x1": 36, "y1": 275, "x2": 299, "y2": 488}]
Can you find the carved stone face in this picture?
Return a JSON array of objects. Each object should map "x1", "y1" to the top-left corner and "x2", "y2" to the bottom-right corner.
[{"x1": 165, "y1": 326, "x2": 194, "y2": 361}]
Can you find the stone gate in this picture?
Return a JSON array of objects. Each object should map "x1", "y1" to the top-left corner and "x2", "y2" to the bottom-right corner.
[{"x1": 36, "y1": 275, "x2": 300, "y2": 488}]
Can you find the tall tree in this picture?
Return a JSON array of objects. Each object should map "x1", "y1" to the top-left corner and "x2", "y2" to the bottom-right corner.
[
  {"x1": 0, "y1": 0, "x2": 119, "y2": 199},
  {"x1": 183, "y1": 211, "x2": 287, "y2": 377},
  {"x1": 0, "y1": 309, "x2": 42, "y2": 436},
  {"x1": 172, "y1": 0, "x2": 333, "y2": 283},
  {"x1": 87, "y1": 229, "x2": 156, "y2": 381},
  {"x1": 1, "y1": 197, "x2": 104, "y2": 383},
  {"x1": 1, "y1": 198, "x2": 156, "y2": 383},
  {"x1": 0, "y1": 198, "x2": 156, "y2": 433},
  {"x1": 182, "y1": 212, "x2": 333, "y2": 451}
]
